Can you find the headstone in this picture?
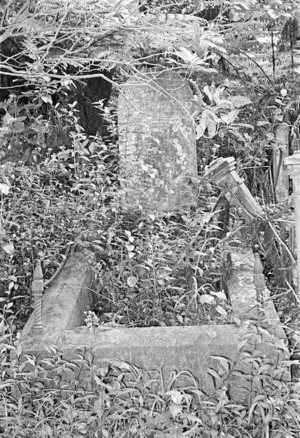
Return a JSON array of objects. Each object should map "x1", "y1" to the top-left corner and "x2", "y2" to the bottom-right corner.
[{"x1": 118, "y1": 69, "x2": 197, "y2": 211}]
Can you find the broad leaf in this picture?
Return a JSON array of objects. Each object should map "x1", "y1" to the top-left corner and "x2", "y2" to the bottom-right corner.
[
  {"x1": 211, "y1": 291, "x2": 227, "y2": 300},
  {"x1": 1, "y1": 241, "x2": 14, "y2": 255},
  {"x1": 215, "y1": 305, "x2": 227, "y2": 316},
  {"x1": 230, "y1": 95, "x2": 252, "y2": 108},
  {"x1": 166, "y1": 389, "x2": 183, "y2": 404},
  {"x1": 0, "y1": 183, "x2": 9, "y2": 195},
  {"x1": 127, "y1": 275, "x2": 138, "y2": 288},
  {"x1": 221, "y1": 109, "x2": 239, "y2": 125},
  {"x1": 169, "y1": 402, "x2": 182, "y2": 418},
  {"x1": 199, "y1": 294, "x2": 215, "y2": 305}
]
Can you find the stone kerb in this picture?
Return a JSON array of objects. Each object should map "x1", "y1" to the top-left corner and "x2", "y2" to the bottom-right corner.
[
  {"x1": 118, "y1": 69, "x2": 198, "y2": 211},
  {"x1": 21, "y1": 248, "x2": 96, "y2": 348},
  {"x1": 19, "y1": 248, "x2": 288, "y2": 403}
]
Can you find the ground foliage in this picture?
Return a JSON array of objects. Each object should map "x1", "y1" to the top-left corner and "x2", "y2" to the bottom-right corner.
[
  {"x1": 0, "y1": 122, "x2": 234, "y2": 328},
  {"x1": 92, "y1": 206, "x2": 233, "y2": 327},
  {"x1": 0, "y1": 311, "x2": 298, "y2": 438},
  {"x1": 1, "y1": 0, "x2": 300, "y2": 435},
  {"x1": 0, "y1": 0, "x2": 298, "y2": 329}
]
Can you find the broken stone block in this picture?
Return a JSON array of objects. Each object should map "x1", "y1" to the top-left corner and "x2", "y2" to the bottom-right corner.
[{"x1": 205, "y1": 156, "x2": 263, "y2": 219}]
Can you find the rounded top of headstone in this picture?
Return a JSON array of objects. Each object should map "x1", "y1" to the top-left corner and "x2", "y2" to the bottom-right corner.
[{"x1": 120, "y1": 69, "x2": 196, "y2": 115}]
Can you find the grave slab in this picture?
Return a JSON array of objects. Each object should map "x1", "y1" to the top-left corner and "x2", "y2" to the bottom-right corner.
[{"x1": 19, "y1": 249, "x2": 289, "y2": 404}]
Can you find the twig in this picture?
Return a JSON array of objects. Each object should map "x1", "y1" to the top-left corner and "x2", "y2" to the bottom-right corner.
[
  {"x1": 239, "y1": 49, "x2": 273, "y2": 85},
  {"x1": 267, "y1": 220, "x2": 296, "y2": 265},
  {"x1": 285, "y1": 278, "x2": 300, "y2": 305},
  {"x1": 44, "y1": 243, "x2": 73, "y2": 287}
]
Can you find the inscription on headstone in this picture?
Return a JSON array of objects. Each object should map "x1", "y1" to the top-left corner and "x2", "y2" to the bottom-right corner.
[{"x1": 118, "y1": 69, "x2": 197, "y2": 211}]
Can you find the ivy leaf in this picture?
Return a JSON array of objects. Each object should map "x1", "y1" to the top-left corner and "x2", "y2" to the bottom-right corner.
[
  {"x1": 125, "y1": 231, "x2": 135, "y2": 243},
  {"x1": 40, "y1": 95, "x2": 53, "y2": 104},
  {"x1": 266, "y1": 132, "x2": 275, "y2": 141},
  {"x1": 257, "y1": 121, "x2": 270, "y2": 127},
  {"x1": 166, "y1": 389, "x2": 183, "y2": 404},
  {"x1": 3, "y1": 112, "x2": 14, "y2": 126},
  {"x1": 175, "y1": 47, "x2": 194, "y2": 63},
  {"x1": 229, "y1": 128, "x2": 245, "y2": 142},
  {"x1": 11, "y1": 122, "x2": 25, "y2": 133},
  {"x1": 169, "y1": 403, "x2": 182, "y2": 419},
  {"x1": 230, "y1": 95, "x2": 252, "y2": 108},
  {"x1": 0, "y1": 183, "x2": 9, "y2": 195},
  {"x1": 199, "y1": 294, "x2": 215, "y2": 305},
  {"x1": 203, "y1": 85, "x2": 213, "y2": 103},
  {"x1": 211, "y1": 291, "x2": 227, "y2": 300},
  {"x1": 207, "y1": 119, "x2": 217, "y2": 137},
  {"x1": 266, "y1": 8, "x2": 281, "y2": 20},
  {"x1": 127, "y1": 275, "x2": 138, "y2": 288},
  {"x1": 1, "y1": 241, "x2": 14, "y2": 255},
  {"x1": 215, "y1": 305, "x2": 227, "y2": 316},
  {"x1": 236, "y1": 123, "x2": 254, "y2": 130},
  {"x1": 281, "y1": 89, "x2": 288, "y2": 97},
  {"x1": 221, "y1": 109, "x2": 239, "y2": 125},
  {"x1": 126, "y1": 244, "x2": 135, "y2": 252},
  {"x1": 196, "y1": 120, "x2": 206, "y2": 139},
  {"x1": 233, "y1": 317, "x2": 241, "y2": 326}
]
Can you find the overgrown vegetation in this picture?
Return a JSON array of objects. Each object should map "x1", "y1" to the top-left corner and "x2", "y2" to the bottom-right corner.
[
  {"x1": 1, "y1": 0, "x2": 300, "y2": 435},
  {"x1": 92, "y1": 206, "x2": 233, "y2": 327},
  {"x1": 0, "y1": 309, "x2": 297, "y2": 438},
  {"x1": 0, "y1": 130, "x2": 234, "y2": 328}
]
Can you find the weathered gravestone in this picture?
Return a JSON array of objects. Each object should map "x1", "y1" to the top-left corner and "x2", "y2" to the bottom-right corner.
[{"x1": 118, "y1": 69, "x2": 198, "y2": 211}]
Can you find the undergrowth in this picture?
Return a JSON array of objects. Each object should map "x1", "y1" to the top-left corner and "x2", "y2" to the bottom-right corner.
[
  {"x1": 0, "y1": 308, "x2": 298, "y2": 438},
  {"x1": 0, "y1": 130, "x2": 235, "y2": 329},
  {"x1": 91, "y1": 207, "x2": 233, "y2": 327}
]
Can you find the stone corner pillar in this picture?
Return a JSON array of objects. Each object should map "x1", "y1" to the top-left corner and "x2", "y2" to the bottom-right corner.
[
  {"x1": 284, "y1": 151, "x2": 300, "y2": 290},
  {"x1": 273, "y1": 122, "x2": 289, "y2": 202}
]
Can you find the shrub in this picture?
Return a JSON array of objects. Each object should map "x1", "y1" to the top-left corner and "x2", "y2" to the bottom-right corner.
[
  {"x1": 92, "y1": 207, "x2": 232, "y2": 327},
  {"x1": 0, "y1": 122, "x2": 234, "y2": 329}
]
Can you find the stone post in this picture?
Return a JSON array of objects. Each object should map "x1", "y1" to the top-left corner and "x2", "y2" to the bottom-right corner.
[
  {"x1": 31, "y1": 260, "x2": 44, "y2": 335},
  {"x1": 284, "y1": 151, "x2": 300, "y2": 290},
  {"x1": 253, "y1": 249, "x2": 265, "y2": 311},
  {"x1": 205, "y1": 157, "x2": 263, "y2": 220},
  {"x1": 273, "y1": 123, "x2": 289, "y2": 202}
]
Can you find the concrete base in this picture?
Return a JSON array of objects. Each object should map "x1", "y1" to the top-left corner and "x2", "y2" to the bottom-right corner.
[{"x1": 19, "y1": 249, "x2": 289, "y2": 404}]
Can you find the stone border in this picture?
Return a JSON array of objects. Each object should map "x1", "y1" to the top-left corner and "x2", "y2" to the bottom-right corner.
[
  {"x1": 19, "y1": 249, "x2": 289, "y2": 402},
  {"x1": 21, "y1": 248, "x2": 96, "y2": 344}
]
